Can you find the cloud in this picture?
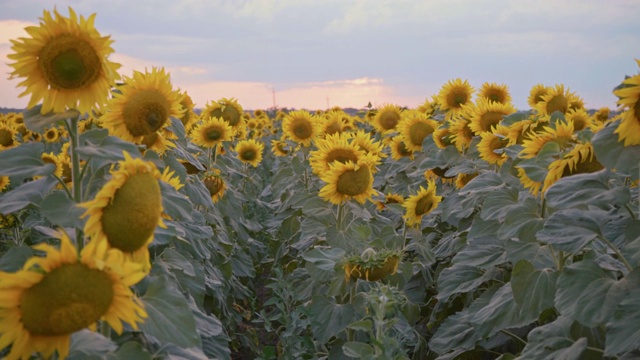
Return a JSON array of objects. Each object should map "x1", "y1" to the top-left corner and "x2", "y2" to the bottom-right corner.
[{"x1": 0, "y1": 19, "x2": 35, "y2": 45}]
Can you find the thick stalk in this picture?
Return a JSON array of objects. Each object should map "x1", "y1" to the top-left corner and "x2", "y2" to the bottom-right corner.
[{"x1": 66, "y1": 116, "x2": 83, "y2": 252}]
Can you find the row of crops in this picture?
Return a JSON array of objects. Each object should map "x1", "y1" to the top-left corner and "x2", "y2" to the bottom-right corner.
[{"x1": 1, "y1": 7, "x2": 639, "y2": 360}]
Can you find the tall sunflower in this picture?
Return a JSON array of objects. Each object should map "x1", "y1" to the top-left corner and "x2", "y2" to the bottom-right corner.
[
  {"x1": 527, "y1": 84, "x2": 549, "y2": 109},
  {"x1": 202, "y1": 170, "x2": 226, "y2": 203},
  {"x1": 319, "y1": 156, "x2": 378, "y2": 205},
  {"x1": 80, "y1": 152, "x2": 182, "y2": 270},
  {"x1": 190, "y1": 116, "x2": 234, "y2": 148},
  {"x1": 448, "y1": 117, "x2": 475, "y2": 153},
  {"x1": 100, "y1": 67, "x2": 183, "y2": 144},
  {"x1": 372, "y1": 104, "x2": 403, "y2": 134},
  {"x1": 201, "y1": 98, "x2": 244, "y2": 129},
  {"x1": 479, "y1": 82, "x2": 512, "y2": 104},
  {"x1": 402, "y1": 180, "x2": 442, "y2": 227},
  {"x1": 535, "y1": 84, "x2": 577, "y2": 116},
  {"x1": 467, "y1": 98, "x2": 516, "y2": 135},
  {"x1": 309, "y1": 133, "x2": 367, "y2": 175},
  {"x1": 0, "y1": 230, "x2": 146, "y2": 360},
  {"x1": 282, "y1": 110, "x2": 320, "y2": 146},
  {"x1": 519, "y1": 120, "x2": 575, "y2": 159},
  {"x1": 437, "y1": 78, "x2": 474, "y2": 119},
  {"x1": 0, "y1": 124, "x2": 18, "y2": 151},
  {"x1": 612, "y1": 65, "x2": 640, "y2": 146},
  {"x1": 389, "y1": 136, "x2": 415, "y2": 161},
  {"x1": 235, "y1": 139, "x2": 264, "y2": 167},
  {"x1": 7, "y1": 7, "x2": 121, "y2": 114},
  {"x1": 477, "y1": 125, "x2": 512, "y2": 166},
  {"x1": 397, "y1": 111, "x2": 438, "y2": 151}
]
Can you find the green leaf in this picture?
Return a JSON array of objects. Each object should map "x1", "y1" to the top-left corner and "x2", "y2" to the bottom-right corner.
[
  {"x1": 40, "y1": 190, "x2": 85, "y2": 229},
  {"x1": 22, "y1": 105, "x2": 80, "y2": 132},
  {"x1": 302, "y1": 247, "x2": 345, "y2": 272},
  {"x1": 516, "y1": 141, "x2": 561, "y2": 183},
  {"x1": 479, "y1": 185, "x2": 519, "y2": 222},
  {"x1": 0, "y1": 177, "x2": 57, "y2": 214},
  {"x1": 520, "y1": 316, "x2": 590, "y2": 359},
  {"x1": 605, "y1": 287, "x2": 640, "y2": 356},
  {"x1": 470, "y1": 283, "x2": 537, "y2": 338},
  {"x1": 140, "y1": 275, "x2": 201, "y2": 348},
  {"x1": 555, "y1": 260, "x2": 628, "y2": 327},
  {"x1": 0, "y1": 142, "x2": 56, "y2": 178},
  {"x1": 545, "y1": 170, "x2": 631, "y2": 209},
  {"x1": 67, "y1": 330, "x2": 117, "y2": 360},
  {"x1": 536, "y1": 209, "x2": 605, "y2": 254},
  {"x1": 348, "y1": 319, "x2": 373, "y2": 332},
  {"x1": 451, "y1": 236, "x2": 506, "y2": 269},
  {"x1": 0, "y1": 246, "x2": 33, "y2": 272},
  {"x1": 161, "y1": 248, "x2": 196, "y2": 276},
  {"x1": 308, "y1": 295, "x2": 355, "y2": 344},
  {"x1": 511, "y1": 260, "x2": 558, "y2": 320},
  {"x1": 592, "y1": 121, "x2": 640, "y2": 180},
  {"x1": 436, "y1": 264, "x2": 496, "y2": 301},
  {"x1": 76, "y1": 134, "x2": 141, "y2": 161},
  {"x1": 505, "y1": 240, "x2": 556, "y2": 270},
  {"x1": 106, "y1": 342, "x2": 153, "y2": 360},
  {"x1": 497, "y1": 197, "x2": 543, "y2": 242},
  {"x1": 160, "y1": 181, "x2": 193, "y2": 222},
  {"x1": 342, "y1": 342, "x2": 374, "y2": 358}
]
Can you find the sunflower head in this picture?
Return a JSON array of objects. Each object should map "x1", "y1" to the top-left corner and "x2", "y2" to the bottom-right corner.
[
  {"x1": 455, "y1": 172, "x2": 478, "y2": 189},
  {"x1": 398, "y1": 111, "x2": 438, "y2": 151},
  {"x1": 202, "y1": 171, "x2": 226, "y2": 203},
  {"x1": 190, "y1": 116, "x2": 234, "y2": 148},
  {"x1": 448, "y1": 118, "x2": 475, "y2": 153},
  {"x1": 321, "y1": 112, "x2": 345, "y2": 136},
  {"x1": 202, "y1": 98, "x2": 244, "y2": 128},
  {"x1": 235, "y1": 139, "x2": 265, "y2": 167},
  {"x1": 543, "y1": 142, "x2": 604, "y2": 192},
  {"x1": 343, "y1": 248, "x2": 402, "y2": 282},
  {"x1": 478, "y1": 125, "x2": 511, "y2": 166},
  {"x1": 389, "y1": 136, "x2": 415, "y2": 161},
  {"x1": 528, "y1": 84, "x2": 549, "y2": 109},
  {"x1": 309, "y1": 133, "x2": 368, "y2": 175},
  {"x1": 0, "y1": 124, "x2": 18, "y2": 150},
  {"x1": 271, "y1": 139, "x2": 292, "y2": 157},
  {"x1": 348, "y1": 130, "x2": 387, "y2": 159},
  {"x1": 372, "y1": 104, "x2": 403, "y2": 134},
  {"x1": 318, "y1": 156, "x2": 378, "y2": 205},
  {"x1": 0, "y1": 176, "x2": 10, "y2": 192},
  {"x1": 536, "y1": 84, "x2": 577, "y2": 116},
  {"x1": 594, "y1": 107, "x2": 610, "y2": 123},
  {"x1": 612, "y1": 71, "x2": 640, "y2": 146},
  {"x1": 8, "y1": 7, "x2": 121, "y2": 114},
  {"x1": 433, "y1": 126, "x2": 454, "y2": 149},
  {"x1": 479, "y1": 82, "x2": 512, "y2": 104},
  {"x1": 402, "y1": 180, "x2": 442, "y2": 227},
  {"x1": 565, "y1": 108, "x2": 592, "y2": 132},
  {"x1": 282, "y1": 110, "x2": 320, "y2": 146},
  {"x1": 438, "y1": 78, "x2": 474, "y2": 118},
  {"x1": 467, "y1": 98, "x2": 516, "y2": 135}
]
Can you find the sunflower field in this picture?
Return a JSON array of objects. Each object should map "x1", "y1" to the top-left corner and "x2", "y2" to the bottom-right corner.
[{"x1": 1, "y1": 7, "x2": 640, "y2": 360}]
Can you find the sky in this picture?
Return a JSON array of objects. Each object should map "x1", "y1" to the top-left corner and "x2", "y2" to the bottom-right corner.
[{"x1": 1, "y1": 0, "x2": 639, "y2": 111}]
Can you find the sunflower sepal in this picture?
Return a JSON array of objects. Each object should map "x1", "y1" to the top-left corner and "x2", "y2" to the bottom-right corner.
[{"x1": 343, "y1": 248, "x2": 403, "y2": 283}]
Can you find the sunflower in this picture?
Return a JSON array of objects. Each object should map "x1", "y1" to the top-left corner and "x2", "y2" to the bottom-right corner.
[
  {"x1": 321, "y1": 112, "x2": 345, "y2": 136},
  {"x1": 448, "y1": 117, "x2": 475, "y2": 152},
  {"x1": 177, "y1": 89, "x2": 198, "y2": 131},
  {"x1": 416, "y1": 95, "x2": 440, "y2": 117},
  {"x1": 527, "y1": 84, "x2": 549, "y2": 109},
  {"x1": 467, "y1": 98, "x2": 516, "y2": 135},
  {"x1": 0, "y1": 124, "x2": 18, "y2": 150},
  {"x1": 235, "y1": 139, "x2": 264, "y2": 167},
  {"x1": 397, "y1": 111, "x2": 438, "y2": 151},
  {"x1": 140, "y1": 131, "x2": 174, "y2": 155},
  {"x1": 565, "y1": 108, "x2": 592, "y2": 132},
  {"x1": 424, "y1": 167, "x2": 456, "y2": 185},
  {"x1": 535, "y1": 84, "x2": 577, "y2": 116},
  {"x1": 310, "y1": 133, "x2": 368, "y2": 175},
  {"x1": 479, "y1": 82, "x2": 512, "y2": 104},
  {"x1": 477, "y1": 125, "x2": 512, "y2": 166},
  {"x1": 190, "y1": 116, "x2": 234, "y2": 148},
  {"x1": 319, "y1": 156, "x2": 378, "y2": 205},
  {"x1": 100, "y1": 67, "x2": 183, "y2": 144},
  {"x1": 43, "y1": 127, "x2": 61, "y2": 143},
  {"x1": 348, "y1": 130, "x2": 387, "y2": 159},
  {"x1": 402, "y1": 180, "x2": 442, "y2": 227},
  {"x1": 282, "y1": 110, "x2": 320, "y2": 146},
  {"x1": 202, "y1": 170, "x2": 226, "y2": 203},
  {"x1": 433, "y1": 126, "x2": 454, "y2": 149},
  {"x1": 543, "y1": 142, "x2": 603, "y2": 192},
  {"x1": 0, "y1": 230, "x2": 146, "y2": 360},
  {"x1": 370, "y1": 104, "x2": 402, "y2": 134},
  {"x1": 612, "y1": 69, "x2": 640, "y2": 146},
  {"x1": 343, "y1": 248, "x2": 401, "y2": 282},
  {"x1": 520, "y1": 120, "x2": 575, "y2": 159},
  {"x1": 80, "y1": 152, "x2": 181, "y2": 270},
  {"x1": 7, "y1": 7, "x2": 121, "y2": 114},
  {"x1": 438, "y1": 78, "x2": 474, "y2": 119},
  {"x1": 375, "y1": 193, "x2": 405, "y2": 211},
  {"x1": 389, "y1": 136, "x2": 415, "y2": 161},
  {"x1": 455, "y1": 172, "x2": 478, "y2": 189},
  {"x1": 271, "y1": 139, "x2": 292, "y2": 157},
  {"x1": 201, "y1": 98, "x2": 244, "y2": 129},
  {"x1": 0, "y1": 176, "x2": 10, "y2": 192},
  {"x1": 594, "y1": 107, "x2": 610, "y2": 124},
  {"x1": 41, "y1": 152, "x2": 64, "y2": 178},
  {"x1": 507, "y1": 118, "x2": 535, "y2": 145},
  {"x1": 517, "y1": 166, "x2": 543, "y2": 196}
]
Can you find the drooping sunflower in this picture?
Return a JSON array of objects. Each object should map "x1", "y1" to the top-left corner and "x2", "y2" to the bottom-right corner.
[
  {"x1": 100, "y1": 67, "x2": 183, "y2": 144},
  {"x1": 177, "y1": 89, "x2": 198, "y2": 131},
  {"x1": 479, "y1": 82, "x2": 512, "y2": 104},
  {"x1": 372, "y1": 104, "x2": 403, "y2": 134},
  {"x1": 612, "y1": 66, "x2": 640, "y2": 146},
  {"x1": 437, "y1": 78, "x2": 474, "y2": 119},
  {"x1": 80, "y1": 152, "x2": 182, "y2": 270},
  {"x1": 543, "y1": 142, "x2": 603, "y2": 193},
  {"x1": 519, "y1": 120, "x2": 576, "y2": 159},
  {"x1": 282, "y1": 110, "x2": 320, "y2": 146},
  {"x1": 319, "y1": 156, "x2": 378, "y2": 205},
  {"x1": 201, "y1": 98, "x2": 244, "y2": 129},
  {"x1": 433, "y1": 125, "x2": 454, "y2": 149},
  {"x1": 594, "y1": 107, "x2": 610, "y2": 124},
  {"x1": 527, "y1": 84, "x2": 549, "y2": 109},
  {"x1": 190, "y1": 116, "x2": 234, "y2": 148},
  {"x1": 235, "y1": 139, "x2": 264, "y2": 167},
  {"x1": 565, "y1": 108, "x2": 592, "y2": 132},
  {"x1": 7, "y1": 7, "x2": 121, "y2": 114},
  {"x1": 271, "y1": 139, "x2": 292, "y2": 157},
  {"x1": 535, "y1": 84, "x2": 577, "y2": 116},
  {"x1": 0, "y1": 124, "x2": 18, "y2": 151},
  {"x1": 402, "y1": 180, "x2": 442, "y2": 227},
  {"x1": 448, "y1": 117, "x2": 475, "y2": 152},
  {"x1": 202, "y1": 170, "x2": 226, "y2": 203},
  {"x1": 467, "y1": 98, "x2": 516, "y2": 135},
  {"x1": 375, "y1": 193, "x2": 405, "y2": 211},
  {"x1": 343, "y1": 248, "x2": 401, "y2": 282},
  {"x1": 0, "y1": 230, "x2": 146, "y2": 360},
  {"x1": 455, "y1": 172, "x2": 478, "y2": 189},
  {"x1": 424, "y1": 167, "x2": 456, "y2": 185},
  {"x1": 389, "y1": 136, "x2": 415, "y2": 161},
  {"x1": 348, "y1": 130, "x2": 387, "y2": 159},
  {"x1": 397, "y1": 111, "x2": 438, "y2": 151},
  {"x1": 507, "y1": 118, "x2": 535, "y2": 145},
  {"x1": 310, "y1": 133, "x2": 368, "y2": 175},
  {"x1": 477, "y1": 125, "x2": 512, "y2": 166}
]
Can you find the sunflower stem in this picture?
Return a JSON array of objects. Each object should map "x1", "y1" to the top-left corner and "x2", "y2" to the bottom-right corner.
[
  {"x1": 66, "y1": 116, "x2": 84, "y2": 251},
  {"x1": 99, "y1": 321, "x2": 111, "y2": 338},
  {"x1": 599, "y1": 236, "x2": 633, "y2": 273},
  {"x1": 336, "y1": 202, "x2": 345, "y2": 231},
  {"x1": 624, "y1": 204, "x2": 637, "y2": 220},
  {"x1": 499, "y1": 329, "x2": 527, "y2": 347},
  {"x1": 52, "y1": 174, "x2": 72, "y2": 199}
]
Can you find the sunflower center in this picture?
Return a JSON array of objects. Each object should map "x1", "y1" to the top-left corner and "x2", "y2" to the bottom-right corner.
[
  {"x1": 38, "y1": 34, "x2": 102, "y2": 90},
  {"x1": 203, "y1": 177, "x2": 224, "y2": 196},
  {"x1": 571, "y1": 116, "x2": 588, "y2": 131},
  {"x1": 325, "y1": 121, "x2": 342, "y2": 135},
  {"x1": 489, "y1": 135, "x2": 508, "y2": 151},
  {"x1": 485, "y1": 90, "x2": 506, "y2": 103},
  {"x1": 222, "y1": 106, "x2": 241, "y2": 127},
  {"x1": 276, "y1": 142, "x2": 288, "y2": 154},
  {"x1": 378, "y1": 111, "x2": 400, "y2": 130},
  {"x1": 101, "y1": 173, "x2": 162, "y2": 252},
  {"x1": 408, "y1": 121, "x2": 434, "y2": 146},
  {"x1": 325, "y1": 148, "x2": 359, "y2": 165},
  {"x1": 533, "y1": 91, "x2": 547, "y2": 104},
  {"x1": 479, "y1": 112, "x2": 504, "y2": 133},
  {"x1": 45, "y1": 129, "x2": 59, "y2": 141},
  {"x1": 292, "y1": 118, "x2": 313, "y2": 139},
  {"x1": 337, "y1": 166, "x2": 371, "y2": 196},
  {"x1": 20, "y1": 263, "x2": 114, "y2": 336},
  {"x1": 0, "y1": 129, "x2": 14, "y2": 147},
  {"x1": 397, "y1": 141, "x2": 412, "y2": 156},
  {"x1": 241, "y1": 149, "x2": 257, "y2": 161},
  {"x1": 141, "y1": 132, "x2": 159, "y2": 149},
  {"x1": 206, "y1": 128, "x2": 223, "y2": 141},
  {"x1": 415, "y1": 195, "x2": 433, "y2": 216},
  {"x1": 122, "y1": 90, "x2": 170, "y2": 137},
  {"x1": 432, "y1": 167, "x2": 455, "y2": 179},
  {"x1": 447, "y1": 89, "x2": 469, "y2": 108},
  {"x1": 546, "y1": 95, "x2": 568, "y2": 114}
]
